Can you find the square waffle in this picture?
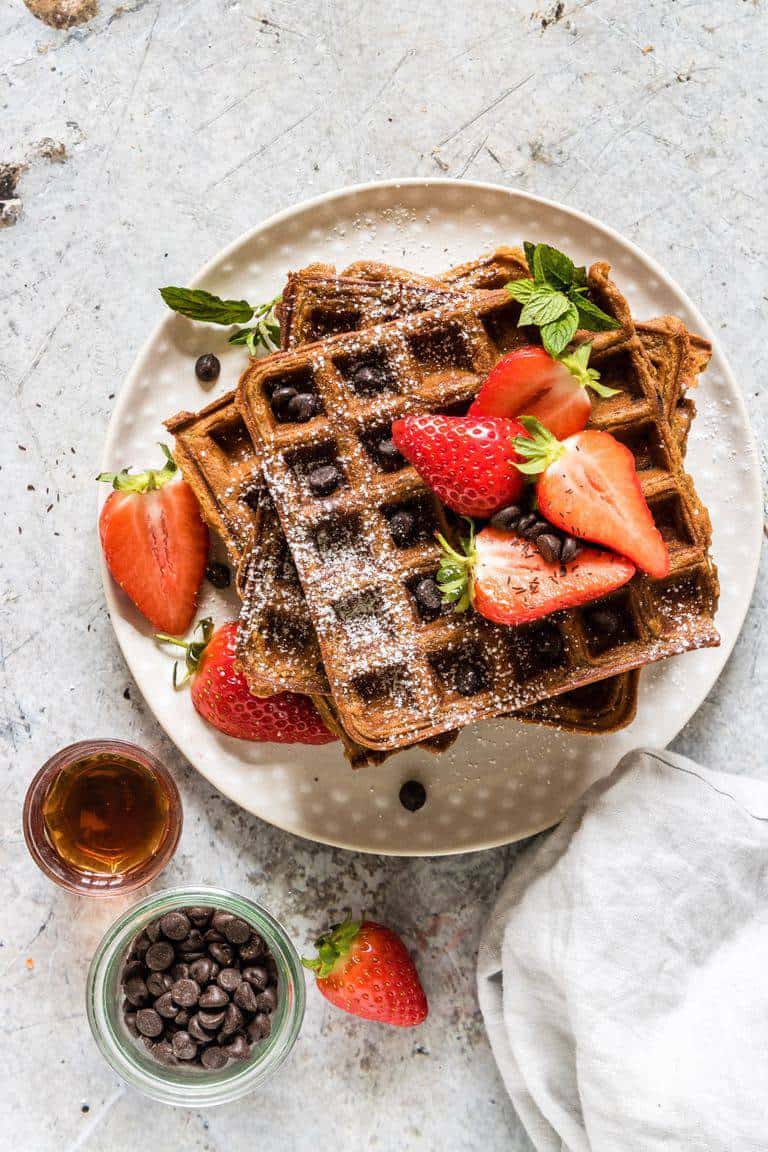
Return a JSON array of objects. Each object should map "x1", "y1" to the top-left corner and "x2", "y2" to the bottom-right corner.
[{"x1": 236, "y1": 265, "x2": 719, "y2": 752}]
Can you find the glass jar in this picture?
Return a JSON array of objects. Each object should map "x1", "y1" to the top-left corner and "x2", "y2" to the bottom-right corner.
[
  {"x1": 23, "y1": 740, "x2": 182, "y2": 896},
  {"x1": 86, "y1": 886, "x2": 306, "y2": 1105}
]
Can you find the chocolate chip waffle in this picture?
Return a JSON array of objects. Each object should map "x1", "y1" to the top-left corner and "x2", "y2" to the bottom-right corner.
[{"x1": 236, "y1": 266, "x2": 719, "y2": 752}]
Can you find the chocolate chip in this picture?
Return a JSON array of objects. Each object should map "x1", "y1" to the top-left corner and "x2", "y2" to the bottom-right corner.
[
  {"x1": 490, "y1": 504, "x2": 523, "y2": 532},
  {"x1": 399, "y1": 780, "x2": 427, "y2": 812},
  {"x1": 238, "y1": 935, "x2": 267, "y2": 962},
  {"x1": 271, "y1": 385, "x2": 297, "y2": 419},
  {"x1": 146, "y1": 919, "x2": 163, "y2": 943},
  {"x1": 205, "y1": 562, "x2": 231, "y2": 589},
  {"x1": 189, "y1": 958, "x2": 214, "y2": 984},
  {"x1": 376, "y1": 436, "x2": 404, "y2": 471},
  {"x1": 124, "y1": 1011, "x2": 138, "y2": 1035},
  {"x1": 219, "y1": 1002, "x2": 244, "y2": 1038},
  {"x1": 538, "y1": 629, "x2": 564, "y2": 663},
  {"x1": 222, "y1": 917, "x2": 251, "y2": 945},
  {"x1": 217, "y1": 967, "x2": 243, "y2": 993},
  {"x1": 308, "y1": 463, "x2": 341, "y2": 496},
  {"x1": 152, "y1": 1040, "x2": 177, "y2": 1066},
  {"x1": 414, "y1": 577, "x2": 442, "y2": 620},
  {"x1": 286, "y1": 392, "x2": 317, "y2": 423},
  {"x1": 224, "y1": 1034, "x2": 250, "y2": 1061},
  {"x1": 186, "y1": 907, "x2": 214, "y2": 927},
  {"x1": 154, "y1": 992, "x2": 179, "y2": 1019},
  {"x1": 171, "y1": 1031, "x2": 197, "y2": 1061},
  {"x1": 389, "y1": 509, "x2": 416, "y2": 547},
  {"x1": 123, "y1": 976, "x2": 149, "y2": 1007},
  {"x1": 520, "y1": 519, "x2": 551, "y2": 541},
  {"x1": 171, "y1": 963, "x2": 190, "y2": 982},
  {"x1": 351, "y1": 364, "x2": 383, "y2": 393},
  {"x1": 122, "y1": 959, "x2": 143, "y2": 982},
  {"x1": 204, "y1": 928, "x2": 225, "y2": 944},
  {"x1": 199, "y1": 984, "x2": 229, "y2": 1009},
  {"x1": 254, "y1": 986, "x2": 277, "y2": 1014},
  {"x1": 247, "y1": 1013, "x2": 271, "y2": 1042},
  {"x1": 136, "y1": 1009, "x2": 163, "y2": 1038},
  {"x1": 132, "y1": 932, "x2": 151, "y2": 957},
  {"x1": 588, "y1": 608, "x2": 620, "y2": 640},
  {"x1": 536, "y1": 533, "x2": 562, "y2": 564},
  {"x1": 201, "y1": 1046, "x2": 228, "y2": 1070},
  {"x1": 171, "y1": 978, "x2": 201, "y2": 1008},
  {"x1": 560, "y1": 536, "x2": 582, "y2": 563},
  {"x1": 188, "y1": 1014, "x2": 209, "y2": 1043},
  {"x1": 177, "y1": 929, "x2": 205, "y2": 954},
  {"x1": 234, "y1": 981, "x2": 259, "y2": 1013},
  {"x1": 195, "y1": 354, "x2": 220, "y2": 383},
  {"x1": 242, "y1": 965, "x2": 269, "y2": 989},
  {"x1": 146, "y1": 972, "x2": 172, "y2": 998},
  {"x1": 175, "y1": 1010, "x2": 190, "y2": 1028},
  {"x1": 516, "y1": 513, "x2": 538, "y2": 534},
  {"x1": 208, "y1": 942, "x2": 234, "y2": 966},
  {"x1": 211, "y1": 912, "x2": 232, "y2": 934},
  {"x1": 455, "y1": 660, "x2": 487, "y2": 696},
  {"x1": 198, "y1": 1008, "x2": 226, "y2": 1031},
  {"x1": 145, "y1": 941, "x2": 175, "y2": 971}
]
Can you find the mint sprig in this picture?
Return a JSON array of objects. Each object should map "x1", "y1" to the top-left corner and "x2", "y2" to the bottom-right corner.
[
  {"x1": 160, "y1": 287, "x2": 281, "y2": 357},
  {"x1": 507, "y1": 242, "x2": 620, "y2": 357}
]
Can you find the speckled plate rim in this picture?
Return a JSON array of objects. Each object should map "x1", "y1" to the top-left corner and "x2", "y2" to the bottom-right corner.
[{"x1": 100, "y1": 178, "x2": 762, "y2": 857}]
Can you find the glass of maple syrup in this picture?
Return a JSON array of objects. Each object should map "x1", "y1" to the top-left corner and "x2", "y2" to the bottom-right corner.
[{"x1": 23, "y1": 740, "x2": 182, "y2": 896}]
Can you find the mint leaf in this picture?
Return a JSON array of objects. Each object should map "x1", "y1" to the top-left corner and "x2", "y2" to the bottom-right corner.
[
  {"x1": 505, "y1": 278, "x2": 537, "y2": 304},
  {"x1": 523, "y1": 241, "x2": 537, "y2": 275},
  {"x1": 227, "y1": 297, "x2": 281, "y2": 355},
  {"x1": 160, "y1": 287, "x2": 254, "y2": 325},
  {"x1": 537, "y1": 244, "x2": 579, "y2": 291},
  {"x1": 570, "y1": 292, "x2": 621, "y2": 332},
  {"x1": 541, "y1": 301, "x2": 579, "y2": 356},
  {"x1": 519, "y1": 287, "x2": 571, "y2": 327}
]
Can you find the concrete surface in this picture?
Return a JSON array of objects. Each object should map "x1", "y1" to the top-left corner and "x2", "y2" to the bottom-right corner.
[{"x1": 1, "y1": 1, "x2": 766, "y2": 1149}]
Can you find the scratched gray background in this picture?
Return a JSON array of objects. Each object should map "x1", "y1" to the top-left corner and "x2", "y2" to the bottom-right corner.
[{"x1": 2, "y1": 1, "x2": 767, "y2": 1149}]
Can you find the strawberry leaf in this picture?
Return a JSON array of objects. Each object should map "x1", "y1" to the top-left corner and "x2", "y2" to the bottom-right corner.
[
  {"x1": 512, "y1": 416, "x2": 566, "y2": 475},
  {"x1": 97, "y1": 443, "x2": 177, "y2": 493},
  {"x1": 436, "y1": 528, "x2": 476, "y2": 613},
  {"x1": 540, "y1": 301, "x2": 579, "y2": 356}
]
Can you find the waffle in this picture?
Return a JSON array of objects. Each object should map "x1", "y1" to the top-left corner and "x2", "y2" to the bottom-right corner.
[{"x1": 236, "y1": 265, "x2": 719, "y2": 752}]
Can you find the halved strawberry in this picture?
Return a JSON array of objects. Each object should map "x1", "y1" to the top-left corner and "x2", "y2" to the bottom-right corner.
[
  {"x1": 156, "y1": 619, "x2": 336, "y2": 743},
  {"x1": 468, "y1": 343, "x2": 619, "y2": 440},
  {"x1": 391, "y1": 413, "x2": 526, "y2": 518},
  {"x1": 512, "y1": 418, "x2": 670, "y2": 578},
  {"x1": 437, "y1": 523, "x2": 635, "y2": 627},
  {"x1": 98, "y1": 446, "x2": 209, "y2": 635}
]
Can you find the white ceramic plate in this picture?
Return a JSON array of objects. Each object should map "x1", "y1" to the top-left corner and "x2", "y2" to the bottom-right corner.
[{"x1": 101, "y1": 180, "x2": 762, "y2": 856}]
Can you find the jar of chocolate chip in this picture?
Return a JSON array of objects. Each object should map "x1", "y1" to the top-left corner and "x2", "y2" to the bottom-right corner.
[{"x1": 86, "y1": 887, "x2": 305, "y2": 1105}]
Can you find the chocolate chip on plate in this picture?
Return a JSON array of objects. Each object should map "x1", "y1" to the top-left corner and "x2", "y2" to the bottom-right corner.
[
  {"x1": 455, "y1": 660, "x2": 487, "y2": 697},
  {"x1": 414, "y1": 577, "x2": 442, "y2": 620},
  {"x1": 560, "y1": 536, "x2": 582, "y2": 563},
  {"x1": 308, "y1": 463, "x2": 341, "y2": 497},
  {"x1": 536, "y1": 533, "x2": 562, "y2": 565},
  {"x1": 490, "y1": 505, "x2": 523, "y2": 532},
  {"x1": 389, "y1": 509, "x2": 416, "y2": 547},
  {"x1": 205, "y1": 562, "x2": 231, "y2": 589},
  {"x1": 399, "y1": 780, "x2": 427, "y2": 812},
  {"x1": 195, "y1": 354, "x2": 220, "y2": 383}
]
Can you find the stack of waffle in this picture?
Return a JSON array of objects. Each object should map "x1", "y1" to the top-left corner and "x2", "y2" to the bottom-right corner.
[{"x1": 167, "y1": 249, "x2": 719, "y2": 766}]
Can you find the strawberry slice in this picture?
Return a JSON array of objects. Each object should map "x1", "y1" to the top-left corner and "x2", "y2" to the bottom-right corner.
[
  {"x1": 437, "y1": 524, "x2": 635, "y2": 627},
  {"x1": 156, "y1": 619, "x2": 336, "y2": 744},
  {"x1": 468, "y1": 343, "x2": 619, "y2": 440},
  {"x1": 512, "y1": 418, "x2": 670, "y2": 578},
  {"x1": 98, "y1": 446, "x2": 209, "y2": 635},
  {"x1": 391, "y1": 413, "x2": 526, "y2": 518}
]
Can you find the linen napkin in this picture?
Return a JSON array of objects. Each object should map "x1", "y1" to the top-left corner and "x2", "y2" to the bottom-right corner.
[{"x1": 477, "y1": 748, "x2": 768, "y2": 1152}]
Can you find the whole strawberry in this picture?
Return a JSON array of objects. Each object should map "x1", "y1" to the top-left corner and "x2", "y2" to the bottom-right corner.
[
  {"x1": 391, "y1": 413, "x2": 526, "y2": 518},
  {"x1": 156, "y1": 619, "x2": 336, "y2": 744},
  {"x1": 303, "y1": 918, "x2": 428, "y2": 1027},
  {"x1": 98, "y1": 445, "x2": 209, "y2": 635}
]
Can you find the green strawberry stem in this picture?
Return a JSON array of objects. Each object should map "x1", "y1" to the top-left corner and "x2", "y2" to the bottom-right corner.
[
  {"x1": 155, "y1": 617, "x2": 214, "y2": 688},
  {"x1": 97, "y1": 444, "x2": 177, "y2": 493},
  {"x1": 512, "y1": 416, "x2": 567, "y2": 476},
  {"x1": 559, "y1": 342, "x2": 620, "y2": 397},
  {"x1": 302, "y1": 916, "x2": 362, "y2": 978},
  {"x1": 436, "y1": 520, "x2": 476, "y2": 613}
]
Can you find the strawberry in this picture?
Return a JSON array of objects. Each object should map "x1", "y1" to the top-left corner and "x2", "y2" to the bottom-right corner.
[
  {"x1": 437, "y1": 523, "x2": 635, "y2": 627},
  {"x1": 468, "y1": 343, "x2": 619, "y2": 440},
  {"x1": 98, "y1": 445, "x2": 209, "y2": 635},
  {"x1": 302, "y1": 918, "x2": 428, "y2": 1027},
  {"x1": 391, "y1": 413, "x2": 526, "y2": 518},
  {"x1": 512, "y1": 417, "x2": 670, "y2": 578},
  {"x1": 156, "y1": 619, "x2": 336, "y2": 744}
]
